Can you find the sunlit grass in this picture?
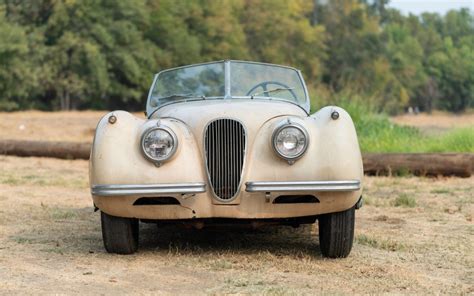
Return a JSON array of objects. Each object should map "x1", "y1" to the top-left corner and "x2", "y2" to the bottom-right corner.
[
  {"x1": 359, "y1": 124, "x2": 474, "y2": 153},
  {"x1": 329, "y1": 99, "x2": 474, "y2": 153}
]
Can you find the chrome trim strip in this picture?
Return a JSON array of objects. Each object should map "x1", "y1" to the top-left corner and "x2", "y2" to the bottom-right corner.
[
  {"x1": 154, "y1": 60, "x2": 300, "y2": 76},
  {"x1": 245, "y1": 180, "x2": 361, "y2": 192},
  {"x1": 91, "y1": 183, "x2": 206, "y2": 197},
  {"x1": 224, "y1": 60, "x2": 231, "y2": 99},
  {"x1": 297, "y1": 69, "x2": 311, "y2": 113}
]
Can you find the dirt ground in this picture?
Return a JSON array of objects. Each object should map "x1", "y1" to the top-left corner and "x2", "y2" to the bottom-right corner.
[{"x1": 0, "y1": 155, "x2": 472, "y2": 294}]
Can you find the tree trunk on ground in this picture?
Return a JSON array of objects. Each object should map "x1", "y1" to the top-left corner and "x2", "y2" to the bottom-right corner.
[
  {"x1": 363, "y1": 153, "x2": 474, "y2": 178},
  {"x1": 0, "y1": 140, "x2": 472, "y2": 177},
  {"x1": 0, "y1": 140, "x2": 90, "y2": 160}
]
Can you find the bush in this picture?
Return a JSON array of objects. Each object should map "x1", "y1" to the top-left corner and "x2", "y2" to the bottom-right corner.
[{"x1": 0, "y1": 100, "x2": 20, "y2": 111}]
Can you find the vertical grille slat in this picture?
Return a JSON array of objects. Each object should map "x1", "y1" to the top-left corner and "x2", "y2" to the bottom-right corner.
[
  {"x1": 205, "y1": 119, "x2": 246, "y2": 201},
  {"x1": 231, "y1": 120, "x2": 235, "y2": 194}
]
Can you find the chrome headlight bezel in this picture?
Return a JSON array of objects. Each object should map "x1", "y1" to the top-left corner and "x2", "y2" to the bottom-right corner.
[
  {"x1": 271, "y1": 120, "x2": 309, "y2": 162},
  {"x1": 140, "y1": 125, "x2": 178, "y2": 164}
]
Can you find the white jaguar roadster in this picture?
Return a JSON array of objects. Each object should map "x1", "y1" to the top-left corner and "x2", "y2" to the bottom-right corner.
[{"x1": 90, "y1": 60, "x2": 363, "y2": 257}]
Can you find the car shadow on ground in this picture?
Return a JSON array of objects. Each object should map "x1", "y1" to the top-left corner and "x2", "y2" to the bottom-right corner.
[
  {"x1": 137, "y1": 222, "x2": 323, "y2": 257},
  {"x1": 7, "y1": 206, "x2": 324, "y2": 258}
]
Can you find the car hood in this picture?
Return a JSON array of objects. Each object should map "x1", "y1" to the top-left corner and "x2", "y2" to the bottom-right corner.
[{"x1": 151, "y1": 99, "x2": 307, "y2": 141}]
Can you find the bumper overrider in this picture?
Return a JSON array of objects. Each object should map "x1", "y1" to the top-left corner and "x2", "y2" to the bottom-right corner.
[{"x1": 91, "y1": 180, "x2": 360, "y2": 196}]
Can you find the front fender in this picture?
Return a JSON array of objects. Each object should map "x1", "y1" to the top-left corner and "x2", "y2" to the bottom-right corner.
[
  {"x1": 244, "y1": 106, "x2": 363, "y2": 211},
  {"x1": 309, "y1": 106, "x2": 363, "y2": 182},
  {"x1": 89, "y1": 110, "x2": 207, "y2": 187}
]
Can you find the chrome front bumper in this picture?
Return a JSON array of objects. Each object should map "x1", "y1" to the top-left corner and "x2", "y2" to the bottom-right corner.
[
  {"x1": 92, "y1": 180, "x2": 361, "y2": 219},
  {"x1": 245, "y1": 180, "x2": 360, "y2": 192},
  {"x1": 91, "y1": 183, "x2": 207, "y2": 197},
  {"x1": 91, "y1": 180, "x2": 360, "y2": 197}
]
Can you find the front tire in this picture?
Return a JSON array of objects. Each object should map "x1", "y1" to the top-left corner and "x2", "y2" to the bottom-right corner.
[
  {"x1": 101, "y1": 211, "x2": 139, "y2": 254},
  {"x1": 318, "y1": 206, "x2": 355, "y2": 258}
]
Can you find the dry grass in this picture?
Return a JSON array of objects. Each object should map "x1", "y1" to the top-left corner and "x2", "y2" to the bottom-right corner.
[
  {"x1": 0, "y1": 156, "x2": 473, "y2": 294},
  {"x1": 391, "y1": 111, "x2": 474, "y2": 135},
  {"x1": 0, "y1": 111, "x2": 144, "y2": 142}
]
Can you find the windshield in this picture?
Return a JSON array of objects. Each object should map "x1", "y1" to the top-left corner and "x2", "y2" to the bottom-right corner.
[
  {"x1": 147, "y1": 61, "x2": 308, "y2": 115},
  {"x1": 230, "y1": 62, "x2": 306, "y2": 104}
]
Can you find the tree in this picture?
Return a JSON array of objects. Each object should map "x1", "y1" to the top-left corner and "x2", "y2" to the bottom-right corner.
[
  {"x1": 382, "y1": 23, "x2": 427, "y2": 112},
  {"x1": 428, "y1": 36, "x2": 474, "y2": 112},
  {"x1": 0, "y1": 0, "x2": 472, "y2": 113},
  {"x1": 242, "y1": 0, "x2": 326, "y2": 86},
  {"x1": 0, "y1": 10, "x2": 31, "y2": 110},
  {"x1": 42, "y1": 0, "x2": 162, "y2": 110}
]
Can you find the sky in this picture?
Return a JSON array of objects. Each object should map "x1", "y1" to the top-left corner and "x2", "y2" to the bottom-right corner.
[{"x1": 387, "y1": 0, "x2": 473, "y2": 15}]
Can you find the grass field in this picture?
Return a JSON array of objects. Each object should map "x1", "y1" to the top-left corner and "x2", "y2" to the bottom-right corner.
[
  {"x1": 0, "y1": 156, "x2": 472, "y2": 294},
  {"x1": 343, "y1": 104, "x2": 474, "y2": 153}
]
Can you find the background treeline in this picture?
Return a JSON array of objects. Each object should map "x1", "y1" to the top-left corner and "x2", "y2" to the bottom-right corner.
[{"x1": 0, "y1": 0, "x2": 473, "y2": 113}]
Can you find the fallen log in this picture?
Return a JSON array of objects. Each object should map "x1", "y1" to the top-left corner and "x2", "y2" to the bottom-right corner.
[
  {"x1": 0, "y1": 140, "x2": 472, "y2": 177},
  {"x1": 363, "y1": 153, "x2": 474, "y2": 178},
  {"x1": 0, "y1": 140, "x2": 91, "y2": 160}
]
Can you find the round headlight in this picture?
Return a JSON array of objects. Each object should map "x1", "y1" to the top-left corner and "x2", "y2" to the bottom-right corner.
[
  {"x1": 272, "y1": 122, "x2": 309, "y2": 161},
  {"x1": 141, "y1": 126, "x2": 178, "y2": 163}
]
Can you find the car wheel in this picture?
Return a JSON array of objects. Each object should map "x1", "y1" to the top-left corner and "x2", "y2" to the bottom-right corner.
[
  {"x1": 318, "y1": 206, "x2": 355, "y2": 258},
  {"x1": 101, "y1": 211, "x2": 139, "y2": 254}
]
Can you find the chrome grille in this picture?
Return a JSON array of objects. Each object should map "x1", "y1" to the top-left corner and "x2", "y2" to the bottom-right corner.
[{"x1": 205, "y1": 119, "x2": 246, "y2": 200}]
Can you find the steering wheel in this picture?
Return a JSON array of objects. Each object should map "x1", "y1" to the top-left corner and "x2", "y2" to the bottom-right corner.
[{"x1": 245, "y1": 81, "x2": 298, "y2": 100}]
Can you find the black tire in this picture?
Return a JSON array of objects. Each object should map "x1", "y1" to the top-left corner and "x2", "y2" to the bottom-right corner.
[
  {"x1": 318, "y1": 206, "x2": 355, "y2": 258},
  {"x1": 101, "y1": 211, "x2": 139, "y2": 254}
]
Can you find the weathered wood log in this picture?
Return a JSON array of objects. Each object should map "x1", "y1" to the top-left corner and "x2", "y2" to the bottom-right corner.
[
  {"x1": 0, "y1": 140, "x2": 91, "y2": 160},
  {"x1": 363, "y1": 153, "x2": 474, "y2": 177},
  {"x1": 0, "y1": 140, "x2": 472, "y2": 177}
]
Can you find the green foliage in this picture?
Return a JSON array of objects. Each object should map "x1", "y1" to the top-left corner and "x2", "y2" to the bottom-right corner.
[
  {"x1": 40, "y1": 0, "x2": 160, "y2": 109},
  {"x1": 0, "y1": 1, "x2": 472, "y2": 112},
  {"x1": 0, "y1": 12, "x2": 31, "y2": 110},
  {"x1": 427, "y1": 36, "x2": 474, "y2": 112},
  {"x1": 242, "y1": 0, "x2": 326, "y2": 81},
  {"x1": 335, "y1": 97, "x2": 474, "y2": 153},
  {"x1": 382, "y1": 24, "x2": 427, "y2": 112}
]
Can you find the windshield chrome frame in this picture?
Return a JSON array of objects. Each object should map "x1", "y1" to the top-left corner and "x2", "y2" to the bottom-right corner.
[{"x1": 146, "y1": 60, "x2": 310, "y2": 118}]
